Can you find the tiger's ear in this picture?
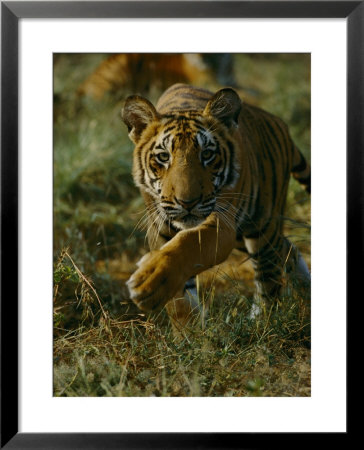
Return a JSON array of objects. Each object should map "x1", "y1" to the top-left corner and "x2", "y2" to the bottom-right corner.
[
  {"x1": 122, "y1": 95, "x2": 159, "y2": 144},
  {"x1": 203, "y1": 88, "x2": 241, "y2": 128}
]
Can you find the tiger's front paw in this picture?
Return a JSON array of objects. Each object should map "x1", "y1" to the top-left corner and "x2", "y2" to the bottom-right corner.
[{"x1": 126, "y1": 250, "x2": 186, "y2": 312}]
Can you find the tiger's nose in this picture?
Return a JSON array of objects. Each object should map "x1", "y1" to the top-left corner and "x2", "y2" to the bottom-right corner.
[{"x1": 175, "y1": 196, "x2": 200, "y2": 211}]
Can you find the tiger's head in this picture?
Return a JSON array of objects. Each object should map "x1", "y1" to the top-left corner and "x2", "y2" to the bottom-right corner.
[{"x1": 122, "y1": 88, "x2": 242, "y2": 230}]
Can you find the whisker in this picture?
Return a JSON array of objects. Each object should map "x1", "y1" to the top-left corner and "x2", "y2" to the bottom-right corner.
[
  {"x1": 128, "y1": 204, "x2": 160, "y2": 239},
  {"x1": 215, "y1": 205, "x2": 237, "y2": 231}
]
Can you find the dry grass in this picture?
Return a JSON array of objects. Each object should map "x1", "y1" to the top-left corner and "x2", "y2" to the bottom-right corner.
[{"x1": 54, "y1": 244, "x2": 310, "y2": 397}]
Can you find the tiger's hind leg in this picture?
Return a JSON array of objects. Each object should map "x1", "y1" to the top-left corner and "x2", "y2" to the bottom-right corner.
[
  {"x1": 244, "y1": 235, "x2": 310, "y2": 318},
  {"x1": 165, "y1": 277, "x2": 202, "y2": 337},
  {"x1": 281, "y1": 238, "x2": 311, "y2": 297}
]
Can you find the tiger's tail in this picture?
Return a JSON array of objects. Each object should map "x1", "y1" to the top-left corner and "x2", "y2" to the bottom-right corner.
[{"x1": 291, "y1": 145, "x2": 311, "y2": 194}]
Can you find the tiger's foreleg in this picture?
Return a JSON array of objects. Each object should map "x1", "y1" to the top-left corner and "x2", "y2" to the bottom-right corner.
[
  {"x1": 127, "y1": 213, "x2": 235, "y2": 316},
  {"x1": 137, "y1": 218, "x2": 203, "y2": 335}
]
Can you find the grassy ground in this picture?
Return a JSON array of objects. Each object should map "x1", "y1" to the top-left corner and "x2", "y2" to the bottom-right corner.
[{"x1": 53, "y1": 53, "x2": 311, "y2": 397}]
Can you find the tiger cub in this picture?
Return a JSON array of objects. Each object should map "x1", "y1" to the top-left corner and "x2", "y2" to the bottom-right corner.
[{"x1": 122, "y1": 83, "x2": 310, "y2": 330}]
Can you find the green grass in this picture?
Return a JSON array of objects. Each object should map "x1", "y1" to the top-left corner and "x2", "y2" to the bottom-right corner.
[{"x1": 53, "y1": 53, "x2": 311, "y2": 397}]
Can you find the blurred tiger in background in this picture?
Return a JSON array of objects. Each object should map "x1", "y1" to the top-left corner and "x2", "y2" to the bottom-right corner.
[
  {"x1": 78, "y1": 53, "x2": 237, "y2": 99},
  {"x1": 122, "y1": 83, "x2": 310, "y2": 333}
]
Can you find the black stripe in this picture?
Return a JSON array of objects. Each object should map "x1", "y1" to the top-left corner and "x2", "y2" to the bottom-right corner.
[
  {"x1": 163, "y1": 126, "x2": 177, "y2": 134},
  {"x1": 254, "y1": 270, "x2": 282, "y2": 283},
  {"x1": 225, "y1": 140, "x2": 235, "y2": 186},
  {"x1": 243, "y1": 218, "x2": 271, "y2": 239},
  {"x1": 259, "y1": 120, "x2": 281, "y2": 206},
  {"x1": 178, "y1": 92, "x2": 211, "y2": 101},
  {"x1": 235, "y1": 187, "x2": 257, "y2": 241},
  {"x1": 163, "y1": 85, "x2": 212, "y2": 97},
  {"x1": 292, "y1": 153, "x2": 307, "y2": 172},
  {"x1": 254, "y1": 256, "x2": 282, "y2": 273}
]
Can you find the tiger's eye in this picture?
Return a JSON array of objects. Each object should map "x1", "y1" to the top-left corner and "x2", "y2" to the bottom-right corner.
[
  {"x1": 201, "y1": 149, "x2": 214, "y2": 161},
  {"x1": 156, "y1": 152, "x2": 170, "y2": 163}
]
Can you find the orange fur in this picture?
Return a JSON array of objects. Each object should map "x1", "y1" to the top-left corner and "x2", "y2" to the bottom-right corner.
[{"x1": 78, "y1": 54, "x2": 207, "y2": 99}]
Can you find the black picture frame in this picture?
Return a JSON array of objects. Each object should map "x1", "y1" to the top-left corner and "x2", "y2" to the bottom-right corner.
[{"x1": 1, "y1": 1, "x2": 360, "y2": 448}]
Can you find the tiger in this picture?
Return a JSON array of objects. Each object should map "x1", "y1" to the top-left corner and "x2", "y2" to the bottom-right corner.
[
  {"x1": 121, "y1": 83, "x2": 310, "y2": 332},
  {"x1": 78, "y1": 54, "x2": 208, "y2": 100}
]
